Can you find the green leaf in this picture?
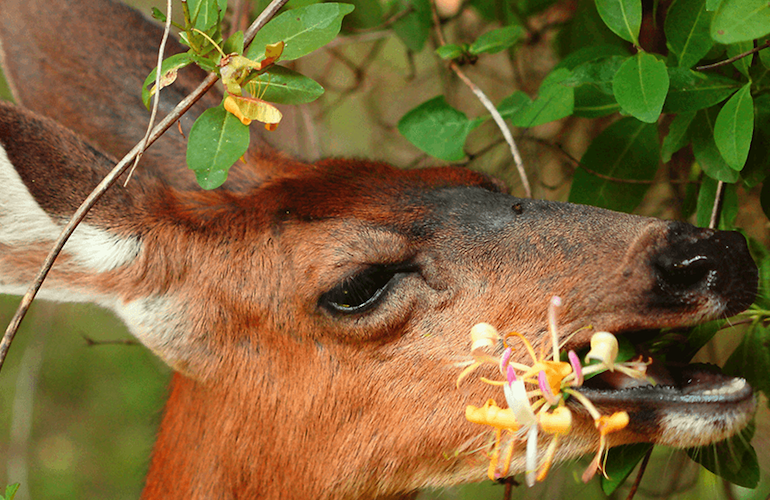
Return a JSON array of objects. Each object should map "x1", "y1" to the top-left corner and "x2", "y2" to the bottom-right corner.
[
  {"x1": 665, "y1": 320, "x2": 725, "y2": 361},
  {"x1": 661, "y1": 111, "x2": 695, "y2": 162},
  {"x1": 558, "y1": 0, "x2": 625, "y2": 53},
  {"x1": 687, "y1": 424, "x2": 759, "y2": 488},
  {"x1": 141, "y1": 53, "x2": 194, "y2": 109},
  {"x1": 568, "y1": 118, "x2": 658, "y2": 212},
  {"x1": 469, "y1": 25, "x2": 525, "y2": 55},
  {"x1": 392, "y1": 0, "x2": 432, "y2": 52},
  {"x1": 188, "y1": 0, "x2": 221, "y2": 31},
  {"x1": 613, "y1": 52, "x2": 669, "y2": 123},
  {"x1": 726, "y1": 41, "x2": 753, "y2": 76},
  {"x1": 561, "y1": 56, "x2": 625, "y2": 117},
  {"x1": 595, "y1": 0, "x2": 641, "y2": 45},
  {"x1": 398, "y1": 96, "x2": 476, "y2": 161},
  {"x1": 497, "y1": 91, "x2": 531, "y2": 119},
  {"x1": 248, "y1": 66, "x2": 324, "y2": 104},
  {"x1": 725, "y1": 323, "x2": 770, "y2": 398},
  {"x1": 691, "y1": 108, "x2": 739, "y2": 182},
  {"x1": 510, "y1": 68, "x2": 574, "y2": 127},
  {"x1": 664, "y1": 67, "x2": 740, "y2": 113},
  {"x1": 246, "y1": 3, "x2": 355, "y2": 61},
  {"x1": 706, "y1": 0, "x2": 722, "y2": 10},
  {"x1": 711, "y1": 0, "x2": 770, "y2": 44},
  {"x1": 601, "y1": 444, "x2": 652, "y2": 495},
  {"x1": 187, "y1": 104, "x2": 250, "y2": 189},
  {"x1": 2, "y1": 484, "x2": 20, "y2": 500},
  {"x1": 762, "y1": 181, "x2": 770, "y2": 220},
  {"x1": 151, "y1": 7, "x2": 167, "y2": 23},
  {"x1": 745, "y1": 236, "x2": 770, "y2": 310},
  {"x1": 695, "y1": 176, "x2": 737, "y2": 228},
  {"x1": 563, "y1": 55, "x2": 625, "y2": 94},
  {"x1": 714, "y1": 83, "x2": 753, "y2": 170},
  {"x1": 555, "y1": 44, "x2": 629, "y2": 70},
  {"x1": 435, "y1": 44, "x2": 465, "y2": 60},
  {"x1": 223, "y1": 30, "x2": 244, "y2": 55},
  {"x1": 665, "y1": 0, "x2": 714, "y2": 69},
  {"x1": 341, "y1": 0, "x2": 383, "y2": 30},
  {"x1": 759, "y1": 36, "x2": 770, "y2": 68}
]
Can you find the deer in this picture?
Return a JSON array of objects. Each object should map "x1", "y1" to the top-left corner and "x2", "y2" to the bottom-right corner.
[{"x1": 0, "y1": 0, "x2": 760, "y2": 498}]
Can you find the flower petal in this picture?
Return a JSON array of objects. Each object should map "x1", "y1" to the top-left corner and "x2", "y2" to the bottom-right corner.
[
  {"x1": 505, "y1": 380, "x2": 537, "y2": 427},
  {"x1": 568, "y1": 350, "x2": 583, "y2": 386},
  {"x1": 585, "y1": 331, "x2": 619, "y2": 369},
  {"x1": 539, "y1": 370, "x2": 560, "y2": 406},
  {"x1": 500, "y1": 347, "x2": 513, "y2": 375},
  {"x1": 548, "y1": 296, "x2": 562, "y2": 362},
  {"x1": 525, "y1": 425, "x2": 538, "y2": 487},
  {"x1": 506, "y1": 364, "x2": 517, "y2": 384}
]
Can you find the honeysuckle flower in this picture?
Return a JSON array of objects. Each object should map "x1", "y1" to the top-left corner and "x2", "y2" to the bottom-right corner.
[
  {"x1": 582, "y1": 331, "x2": 650, "y2": 381},
  {"x1": 458, "y1": 296, "x2": 650, "y2": 487},
  {"x1": 538, "y1": 370, "x2": 560, "y2": 406},
  {"x1": 581, "y1": 411, "x2": 630, "y2": 483},
  {"x1": 568, "y1": 350, "x2": 583, "y2": 386},
  {"x1": 585, "y1": 331, "x2": 619, "y2": 368}
]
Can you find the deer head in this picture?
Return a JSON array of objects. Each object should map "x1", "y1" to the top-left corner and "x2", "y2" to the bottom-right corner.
[{"x1": 0, "y1": 0, "x2": 758, "y2": 498}]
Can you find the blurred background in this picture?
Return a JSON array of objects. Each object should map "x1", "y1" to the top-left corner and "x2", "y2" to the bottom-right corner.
[{"x1": 1, "y1": 0, "x2": 770, "y2": 498}]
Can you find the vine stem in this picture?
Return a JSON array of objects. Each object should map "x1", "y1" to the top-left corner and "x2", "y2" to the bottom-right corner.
[
  {"x1": 124, "y1": 0, "x2": 174, "y2": 186},
  {"x1": 709, "y1": 180, "x2": 725, "y2": 230},
  {"x1": 429, "y1": 0, "x2": 532, "y2": 198},
  {"x1": 0, "y1": 0, "x2": 291, "y2": 373},
  {"x1": 697, "y1": 39, "x2": 770, "y2": 71}
]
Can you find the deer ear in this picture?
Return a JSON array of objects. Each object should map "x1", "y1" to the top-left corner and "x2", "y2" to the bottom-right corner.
[
  {"x1": 0, "y1": 102, "x2": 145, "y2": 298},
  {"x1": 0, "y1": 101, "x2": 232, "y2": 375},
  {"x1": 0, "y1": 0, "x2": 220, "y2": 189}
]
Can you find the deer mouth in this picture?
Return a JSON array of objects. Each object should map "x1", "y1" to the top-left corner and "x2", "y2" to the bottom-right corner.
[{"x1": 567, "y1": 329, "x2": 756, "y2": 447}]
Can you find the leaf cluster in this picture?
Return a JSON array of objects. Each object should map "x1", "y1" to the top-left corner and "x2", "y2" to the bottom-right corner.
[{"x1": 144, "y1": 0, "x2": 353, "y2": 188}]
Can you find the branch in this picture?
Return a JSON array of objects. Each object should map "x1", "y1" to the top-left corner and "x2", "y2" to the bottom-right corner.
[
  {"x1": 0, "y1": 0, "x2": 291, "y2": 373},
  {"x1": 697, "y1": 39, "x2": 770, "y2": 71},
  {"x1": 709, "y1": 180, "x2": 725, "y2": 229},
  {"x1": 124, "y1": 0, "x2": 173, "y2": 185},
  {"x1": 429, "y1": 0, "x2": 532, "y2": 198}
]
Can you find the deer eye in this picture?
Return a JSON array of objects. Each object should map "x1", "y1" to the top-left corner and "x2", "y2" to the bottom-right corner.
[{"x1": 320, "y1": 265, "x2": 411, "y2": 314}]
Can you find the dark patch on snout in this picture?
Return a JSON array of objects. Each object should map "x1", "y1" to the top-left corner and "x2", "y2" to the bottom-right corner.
[{"x1": 648, "y1": 222, "x2": 758, "y2": 317}]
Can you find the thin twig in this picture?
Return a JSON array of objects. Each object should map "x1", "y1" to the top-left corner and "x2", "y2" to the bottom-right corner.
[
  {"x1": 0, "y1": 0, "x2": 291, "y2": 373},
  {"x1": 82, "y1": 335, "x2": 139, "y2": 347},
  {"x1": 429, "y1": 0, "x2": 531, "y2": 198},
  {"x1": 709, "y1": 180, "x2": 725, "y2": 229},
  {"x1": 625, "y1": 446, "x2": 653, "y2": 500},
  {"x1": 124, "y1": 0, "x2": 174, "y2": 186},
  {"x1": 697, "y1": 39, "x2": 770, "y2": 71}
]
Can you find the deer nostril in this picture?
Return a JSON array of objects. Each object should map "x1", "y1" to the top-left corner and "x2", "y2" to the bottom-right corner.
[
  {"x1": 648, "y1": 224, "x2": 757, "y2": 316},
  {"x1": 655, "y1": 254, "x2": 716, "y2": 291}
]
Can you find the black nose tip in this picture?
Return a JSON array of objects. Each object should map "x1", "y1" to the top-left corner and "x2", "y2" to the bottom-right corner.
[{"x1": 651, "y1": 224, "x2": 758, "y2": 316}]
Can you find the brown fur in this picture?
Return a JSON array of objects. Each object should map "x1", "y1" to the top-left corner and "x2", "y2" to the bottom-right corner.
[{"x1": 0, "y1": 0, "x2": 758, "y2": 498}]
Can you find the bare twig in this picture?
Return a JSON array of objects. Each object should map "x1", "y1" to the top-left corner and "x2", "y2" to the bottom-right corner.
[
  {"x1": 82, "y1": 335, "x2": 139, "y2": 347},
  {"x1": 0, "y1": 0, "x2": 291, "y2": 373},
  {"x1": 709, "y1": 180, "x2": 725, "y2": 229},
  {"x1": 124, "y1": 0, "x2": 173, "y2": 186},
  {"x1": 625, "y1": 446, "x2": 653, "y2": 500},
  {"x1": 697, "y1": 39, "x2": 770, "y2": 71},
  {"x1": 429, "y1": 0, "x2": 532, "y2": 198}
]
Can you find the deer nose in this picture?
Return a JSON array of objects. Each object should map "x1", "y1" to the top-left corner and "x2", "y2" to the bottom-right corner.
[{"x1": 651, "y1": 224, "x2": 757, "y2": 317}]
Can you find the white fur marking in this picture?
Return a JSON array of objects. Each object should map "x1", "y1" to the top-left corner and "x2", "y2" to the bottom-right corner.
[
  {"x1": 115, "y1": 296, "x2": 205, "y2": 373},
  {"x1": 0, "y1": 144, "x2": 141, "y2": 273}
]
